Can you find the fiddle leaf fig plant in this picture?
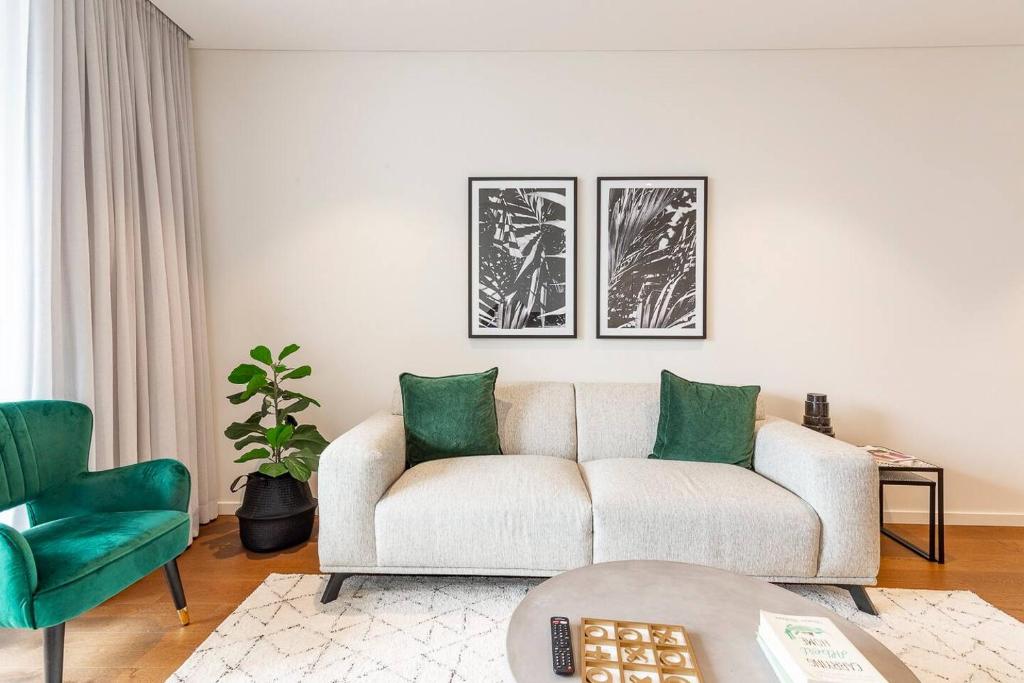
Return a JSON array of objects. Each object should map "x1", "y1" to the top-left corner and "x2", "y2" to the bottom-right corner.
[{"x1": 224, "y1": 344, "x2": 329, "y2": 481}]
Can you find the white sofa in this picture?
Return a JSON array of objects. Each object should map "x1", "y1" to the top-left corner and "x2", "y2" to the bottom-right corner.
[{"x1": 317, "y1": 382, "x2": 881, "y2": 611}]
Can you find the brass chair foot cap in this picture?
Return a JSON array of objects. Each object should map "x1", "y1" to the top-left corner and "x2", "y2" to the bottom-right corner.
[{"x1": 177, "y1": 607, "x2": 190, "y2": 626}]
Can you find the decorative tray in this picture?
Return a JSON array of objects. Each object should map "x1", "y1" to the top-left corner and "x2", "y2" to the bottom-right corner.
[{"x1": 580, "y1": 617, "x2": 703, "y2": 682}]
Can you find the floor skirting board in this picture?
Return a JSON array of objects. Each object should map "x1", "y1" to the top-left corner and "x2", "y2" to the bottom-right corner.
[
  {"x1": 215, "y1": 501, "x2": 1024, "y2": 527},
  {"x1": 883, "y1": 510, "x2": 1024, "y2": 526}
]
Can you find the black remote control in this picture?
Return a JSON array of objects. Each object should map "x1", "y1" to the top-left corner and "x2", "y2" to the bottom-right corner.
[{"x1": 550, "y1": 616, "x2": 575, "y2": 676}]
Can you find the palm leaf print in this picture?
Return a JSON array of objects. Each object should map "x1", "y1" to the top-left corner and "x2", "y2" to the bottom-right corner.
[
  {"x1": 607, "y1": 186, "x2": 698, "y2": 329},
  {"x1": 477, "y1": 187, "x2": 567, "y2": 329}
]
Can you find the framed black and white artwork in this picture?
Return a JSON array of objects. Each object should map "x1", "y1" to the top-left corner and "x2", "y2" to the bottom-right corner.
[
  {"x1": 469, "y1": 177, "x2": 577, "y2": 338},
  {"x1": 597, "y1": 177, "x2": 707, "y2": 339}
]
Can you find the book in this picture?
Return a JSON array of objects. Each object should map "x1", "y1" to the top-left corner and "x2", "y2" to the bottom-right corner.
[
  {"x1": 863, "y1": 445, "x2": 914, "y2": 465},
  {"x1": 757, "y1": 611, "x2": 887, "y2": 683},
  {"x1": 757, "y1": 632, "x2": 796, "y2": 683}
]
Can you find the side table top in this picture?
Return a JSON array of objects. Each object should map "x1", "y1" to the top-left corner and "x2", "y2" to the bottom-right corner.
[
  {"x1": 506, "y1": 561, "x2": 918, "y2": 683},
  {"x1": 862, "y1": 446, "x2": 940, "y2": 471},
  {"x1": 877, "y1": 458, "x2": 941, "y2": 471}
]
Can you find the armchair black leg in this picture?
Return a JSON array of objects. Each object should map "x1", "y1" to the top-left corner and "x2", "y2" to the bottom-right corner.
[
  {"x1": 162, "y1": 557, "x2": 190, "y2": 625},
  {"x1": 840, "y1": 585, "x2": 879, "y2": 615},
  {"x1": 321, "y1": 573, "x2": 353, "y2": 604},
  {"x1": 44, "y1": 622, "x2": 65, "y2": 683}
]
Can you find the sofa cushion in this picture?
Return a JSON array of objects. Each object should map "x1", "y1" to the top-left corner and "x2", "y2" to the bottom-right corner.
[
  {"x1": 581, "y1": 458, "x2": 819, "y2": 577},
  {"x1": 393, "y1": 382, "x2": 578, "y2": 460},
  {"x1": 650, "y1": 371, "x2": 760, "y2": 467},
  {"x1": 576, "y1": 382, "x2": 765, "y2": 462},
  {"x1": 375, "y1": 455, "x2": 591, "y2": 571},
  {"x1": 23, "y1": 510, "x2": 190, "y2": 627},
  {"x1": 399, "y1": 368, "x2": 502, "y2": 468}
]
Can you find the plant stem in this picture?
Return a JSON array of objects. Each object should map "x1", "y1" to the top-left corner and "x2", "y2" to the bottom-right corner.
[{"x1": 272, "y1": 364, "x2": 281, "y2": 462}]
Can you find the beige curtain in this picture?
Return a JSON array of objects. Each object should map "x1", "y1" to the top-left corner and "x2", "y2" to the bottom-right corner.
[{"x1": 3, "y1": 0, "x2": 217, "y2": 535}]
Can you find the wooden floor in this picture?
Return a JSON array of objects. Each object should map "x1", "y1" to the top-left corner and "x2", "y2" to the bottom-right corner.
[{"x1": 1, "y1": 518, "x2": 1021, "y2": 682}]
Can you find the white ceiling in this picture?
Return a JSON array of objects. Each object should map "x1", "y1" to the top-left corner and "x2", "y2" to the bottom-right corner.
[{"x1": 155, "y1": 0, "x2": 1024, "y2": 51}]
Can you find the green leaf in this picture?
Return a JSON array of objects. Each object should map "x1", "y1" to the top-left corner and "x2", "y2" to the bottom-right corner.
[
  {"x1": 226, "y1": 391, "x2": 247, "y2": 405},
  {"x1": 233, "y1": 433, "x2": 269, "y2": 451},
  {"x1": 282, "y1": 455, "x2": 312, "y2": 482},
  {"x1": 292, "y1": 424, "x2": 328, "y2": 439},
  {"x1": 265, "y1": 424, "x2": 295, "y2": 449},
  {"x1": 278, "y1": 398, "x2": 310, "y2": 417},
  {"x1": 258, "y1": 462, "x2": 288, "y2": 477},
  {"x1": 282, "y1": 365, "x2": 311, "y2": 380},
  {"x1": 249, "y1": 345, "x2": 273, "y2": 365},
  {"x1": 240, "y1": 374, "x2": 267, "y2": 400},
  {"x1": 285, "y1": 424, "x2": 329, "y2": 454},
  {"x1": 228, "y1": 364, "x2": 266, "y2": 385},
  {"x1": 279, "y1": 390, "x2": 321, "y2": 407},
  {"x1": 249, "y1": 396, "x2": 271, "y2": 421},
  {"x1": 291, "y1": 451, "x2": 320, "y2": 470},
  {"x1": 224, "y1": 421, "x2": 265, "y2": 440},
  {"x1": 234, "y1": 448, "x2": 271, "y2": 463},
  {"x1": 278, "y1": 344, "x2": 300, "y2": 360}
]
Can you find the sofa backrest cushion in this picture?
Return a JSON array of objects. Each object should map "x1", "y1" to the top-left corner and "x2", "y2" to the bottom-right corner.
[
  {"x1": 392, "y1": 381, "x2": 578, "y2": 460},
  {"x1": 392, "y1": 379, "x2": 764, "y2": 462},
  {"x1": 575, "y1": 382, "x2": 765, "y2": 462}
]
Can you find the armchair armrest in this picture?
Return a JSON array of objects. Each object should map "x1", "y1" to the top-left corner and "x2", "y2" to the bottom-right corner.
[
  {"x1": 317, "y1": 411, "x2": 405, "y2": 569},
  {"x1": 0, "y1": 523, "x2": 37, "y2": 628},
  {"x1": 754, "y1": 417, "x2": 879, "y2": 580},
  {"x1": 28, "y1": 459, "x2": 191, "y2": 524}
]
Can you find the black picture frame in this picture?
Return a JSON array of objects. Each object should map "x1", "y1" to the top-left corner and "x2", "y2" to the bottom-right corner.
[
  {"x1": 468, "y1": 177, "x2": 578, "y2": 338},
  {"x1": 596, "y1": 176, "x2": 708, "y2": 339}
]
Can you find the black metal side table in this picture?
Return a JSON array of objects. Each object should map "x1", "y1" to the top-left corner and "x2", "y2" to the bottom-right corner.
[{"x1": 877, "y1": 458, "x2": 944, "y2": 563}]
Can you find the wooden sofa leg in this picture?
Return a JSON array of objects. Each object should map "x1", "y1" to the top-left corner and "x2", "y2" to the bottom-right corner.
[
  {"x1": 840, "y1": 585, "x2": 879, "y2": 615},
  {"x1": 321, "y1": 573, "x2": 353, "y2": 604},
  {"x1": 163, "y1": 557, "x2": 190, "y2": 625},
  {"x1": 44, "y1": 622, "x2": 65, "y2": 683}
]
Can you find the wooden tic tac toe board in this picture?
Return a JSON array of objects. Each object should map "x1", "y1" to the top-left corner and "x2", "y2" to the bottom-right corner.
[{"x1": 580, "y1": 618, "x2": 704, "y2": 683}]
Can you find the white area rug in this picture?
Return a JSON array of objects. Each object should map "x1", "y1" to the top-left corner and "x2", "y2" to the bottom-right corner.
[{"x1": 169, "y1": 574, "x2": 1024, "y2": 683}]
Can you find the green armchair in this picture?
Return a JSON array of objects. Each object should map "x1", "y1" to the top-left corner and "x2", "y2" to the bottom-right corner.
[{"x1": 0, "y1": 401, "x2": 192, "y2": 682}]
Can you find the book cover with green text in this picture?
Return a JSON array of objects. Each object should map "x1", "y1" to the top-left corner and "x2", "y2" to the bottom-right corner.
[{"x1": 758, "y1": 611, "x2": 886, "y2": 683}]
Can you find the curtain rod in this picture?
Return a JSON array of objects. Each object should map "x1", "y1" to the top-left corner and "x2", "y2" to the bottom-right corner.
[{"x1": 147, "y1": 0, "x2": 194, "y2": 41}]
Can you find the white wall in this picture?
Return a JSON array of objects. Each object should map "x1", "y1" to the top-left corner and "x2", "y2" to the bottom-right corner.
[{"x1": 190, "y1": 47, "x2": 1024, "y2": 524}]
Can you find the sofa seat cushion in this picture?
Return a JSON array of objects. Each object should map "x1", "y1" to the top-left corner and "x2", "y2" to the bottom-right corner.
[
  {"x1": 23, "y1": 510, "x2": 190, "y2": 627},
  {"x1": 375, "y1": 455, "x2": 592, "y2": 571},
  {"x1": 581, "y1": 459, "x2": 819, "y2": 577}
]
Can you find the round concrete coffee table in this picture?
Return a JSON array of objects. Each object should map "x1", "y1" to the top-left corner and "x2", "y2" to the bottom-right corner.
[{"x1": 506, "y1": 561, "x2": 917, "y2": 682}]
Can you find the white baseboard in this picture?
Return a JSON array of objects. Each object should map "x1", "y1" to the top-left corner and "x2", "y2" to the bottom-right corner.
[
  {"x1": 216, "y1": 500, "x2": 1023, "y2": 527},
  {"x1": 883, "y1": 509, "x2": 1024, "y2": 526},
  {"x1": 218, "y1": 500, "x2": 240, "y2": 515}
]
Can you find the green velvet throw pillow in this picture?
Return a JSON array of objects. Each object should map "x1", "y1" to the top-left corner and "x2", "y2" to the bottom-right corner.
[
  {"x1": 649, "y1": 370, "x2": 761, "y2": 468},
  {"x1": 400, "y1": 367, "x2": 502, "y2": 469}
]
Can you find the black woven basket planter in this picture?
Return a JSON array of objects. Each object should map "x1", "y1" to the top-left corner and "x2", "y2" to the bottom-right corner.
[{"x1": 233, "y1": 472, "x2": 317, "y2": 553}]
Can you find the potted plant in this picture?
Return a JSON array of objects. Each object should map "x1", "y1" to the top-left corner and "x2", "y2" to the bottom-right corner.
[{"x1": 225, "y1": 344, "x2": 329, "y2": 552}]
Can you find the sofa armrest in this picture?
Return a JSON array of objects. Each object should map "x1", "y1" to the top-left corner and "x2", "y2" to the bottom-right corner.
[
  {"x1": 29, "y1": 459, "x2": 191, "y2": 524},
  {"x1": 0, "y1": 523, "x2": 37, "y2": 629},
  {"x1": 317, "y1": 411, "x2": 406, "y2": 569},
  {"x1": 754, "y1": 417, "x2": 879, "y2": 580}
]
